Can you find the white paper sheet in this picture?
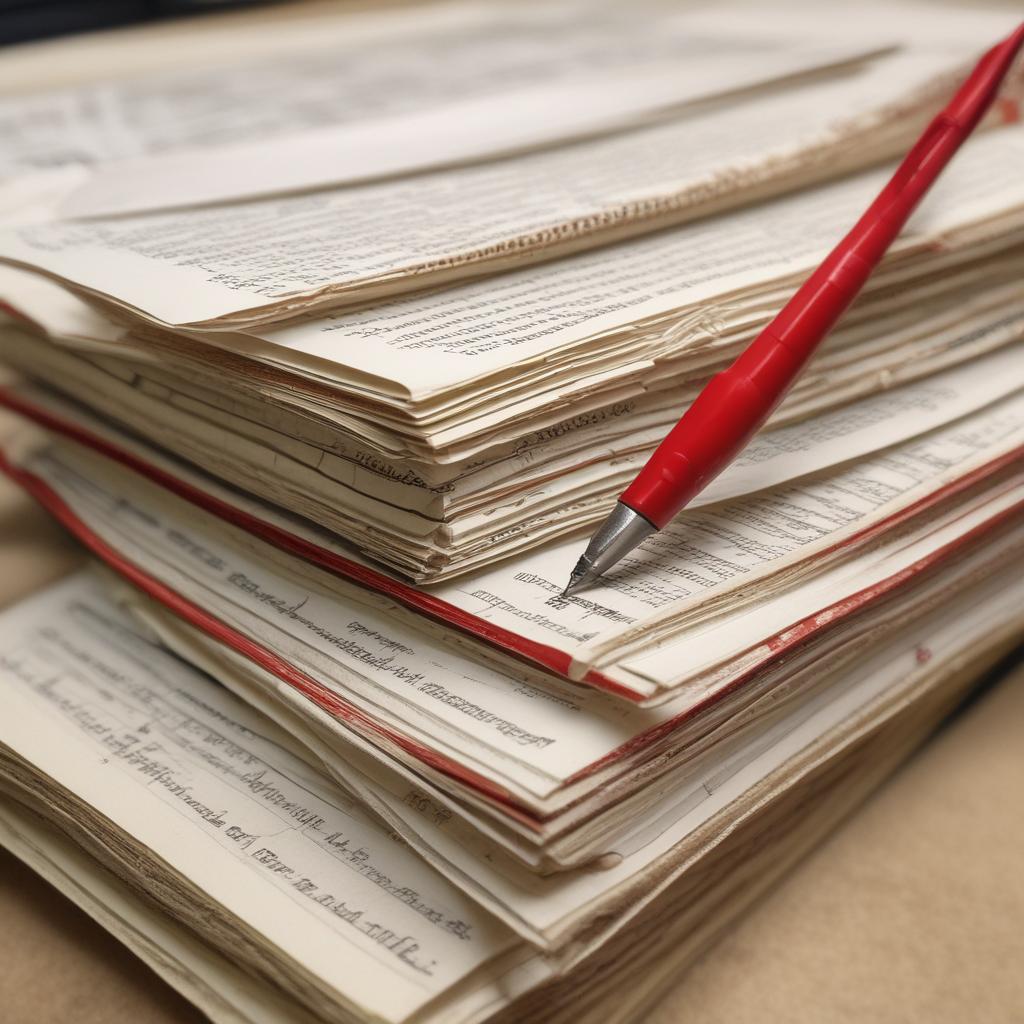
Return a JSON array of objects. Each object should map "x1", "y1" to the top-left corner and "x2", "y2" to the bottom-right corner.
[
  {"x1": 0, "y1": 574, "x2": 518, "y2": 1022},
  {"x1": 8, "y1": 50, "x2": 1023, "y2": 326}
]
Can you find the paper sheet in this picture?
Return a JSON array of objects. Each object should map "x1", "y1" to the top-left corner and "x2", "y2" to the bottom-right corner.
[
  {"x1": 0, "y1": 804, "x2": 310, "y2": 1024},
  {"x1": 0, "y1": 573, "x2": 518, "y2": 1022},
  {"x1": 112, "y1": 548, "x2": 1024, "y2": 947},
  {"x1": 9, "y1": 401, "x2": 1021, "y2": 798},
  {"x1": 252, "y1": 129, "x2": 1024, "y2": 398},
  {"x1": 433, "y1": 391, "x2": 1024, "y2": 674},
  {"x1": 8, "y1": 49, "x2": 1023, "y2": 326},
  {"x1": 0, "y1": 3, "x2": 882, "y2": 218}
]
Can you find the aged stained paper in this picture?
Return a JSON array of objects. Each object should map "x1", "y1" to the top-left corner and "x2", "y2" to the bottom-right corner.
[
  {"x1": 0, "y1": 574, "x2": 519, "y2": 1021},
  {"x1": 7, "y1": 52, "x2": 1024, "y2": 325},
  {"x1": 107, "y1": 551, "x2": 1024, "y2": 949},
  {"x1": 9, "y1": 398, "x2": 1022, "y2": 800}
]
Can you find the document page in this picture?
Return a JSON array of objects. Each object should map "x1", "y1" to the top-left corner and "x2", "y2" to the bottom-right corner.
[
  {"x1": 251, "y1": 129, "x2": 1024, "y2": 399},
  {"x1": 46, "y1": 2, "x2": 1024, "y2": 218},
  {"x1": 127, "y1": 554, "x2": 1024, "y2": 952},
  {"x1": 0, "y1": 573, "x2": 518, "y2": 1023},
  {"x1": 431, "y1": 391, "x2": 1024, "y2": 667},
  {"x1": 0, "y1": 802, "x2": 315, "y2": 1024},
  {"x1": 59, "y1": 26, "x2": 884, "y2": 217},
  {"x1": 1, "y1": 0, "x2": 878, "y2": 212},
  {"x1": 9, "y1": 401, "x2": 1021, "y2": 800},
  {"x1": 7, "y1": 50, "x2": 1019, "y2": 326},
  {"x1": 50, "y1": 555, "x2": 1024, "y2": 954},
  {"x1": 3, "y1": 367, "x2": 1021, "y2": 701}
]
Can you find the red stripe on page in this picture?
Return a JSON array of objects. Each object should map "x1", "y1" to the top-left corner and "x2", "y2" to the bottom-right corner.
[
  {"x1": 0, "y1": 449, "x2": 551, "y2": 825},
  {"x1": 565, "y1": 492, "x2": 1024, "y2": 784},
  {"x1": 2, "y1": 444, "x2": 1020, "y2": 822},
  {"x1": 0, "y1": 388, "x2": 616, "y2": 684},
  {"x1": 4, "y1": 448, "x2": 1019, "y2": 823},
  {"x1": 2, "y1": 388, "x2": 1022, "y2": 706}
]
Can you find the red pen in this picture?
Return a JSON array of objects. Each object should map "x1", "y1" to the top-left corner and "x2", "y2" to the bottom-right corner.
[{"x1": 562, "y1": 22, "x2": 1024, "y2": 597}]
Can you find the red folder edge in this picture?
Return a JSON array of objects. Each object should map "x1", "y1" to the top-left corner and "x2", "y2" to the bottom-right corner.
[
  {"x1": 0, "y1": 411, "x2": 1020, "y2": 807},
  {"x1": 1, "y1": 386, "x2": 1020, "y2": 705}
]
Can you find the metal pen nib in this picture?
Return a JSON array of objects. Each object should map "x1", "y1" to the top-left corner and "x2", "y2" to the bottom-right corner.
[{"x1": 560, "y1": 502, "x2": 656, "y2": 597}]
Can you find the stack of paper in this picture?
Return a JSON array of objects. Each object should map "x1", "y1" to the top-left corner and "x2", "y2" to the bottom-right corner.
[
  {"x1": 3, "y1": 124, "x2": 1024, "y2": 578},
  {"x1": 0, "y1": 3, "x2": 1021, "y2": 1023}
]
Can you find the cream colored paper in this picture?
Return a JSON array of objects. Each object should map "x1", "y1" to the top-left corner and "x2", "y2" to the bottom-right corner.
[{"x1": 0, "y1": 574, "x2": 519, "y2": 1022}]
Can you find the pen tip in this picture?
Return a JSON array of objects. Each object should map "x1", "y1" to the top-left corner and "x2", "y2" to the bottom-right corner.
[{"x1": 561, "y1": 558, "x2": 598, "y2": 599}]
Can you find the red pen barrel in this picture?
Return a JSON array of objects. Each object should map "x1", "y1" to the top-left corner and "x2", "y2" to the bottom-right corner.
[
  {"x1": 620, "y1": 368, "x2": 772, "y2": 528},
  {"x1": 619, "y1": 21, "x2": 1024, "y2": 534},
  {"x1": 621, "y1": 229, "x2": 878, "y2": 529}
]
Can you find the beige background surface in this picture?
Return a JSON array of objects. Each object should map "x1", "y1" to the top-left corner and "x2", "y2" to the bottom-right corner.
[{"x1": 1, "y1": 3, "x2": 1022, "y2": 1019}]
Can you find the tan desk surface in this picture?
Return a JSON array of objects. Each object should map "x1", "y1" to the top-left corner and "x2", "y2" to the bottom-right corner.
[{"x1": 0, "y1": 468, "x2": 1022, "y2": 1023}]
